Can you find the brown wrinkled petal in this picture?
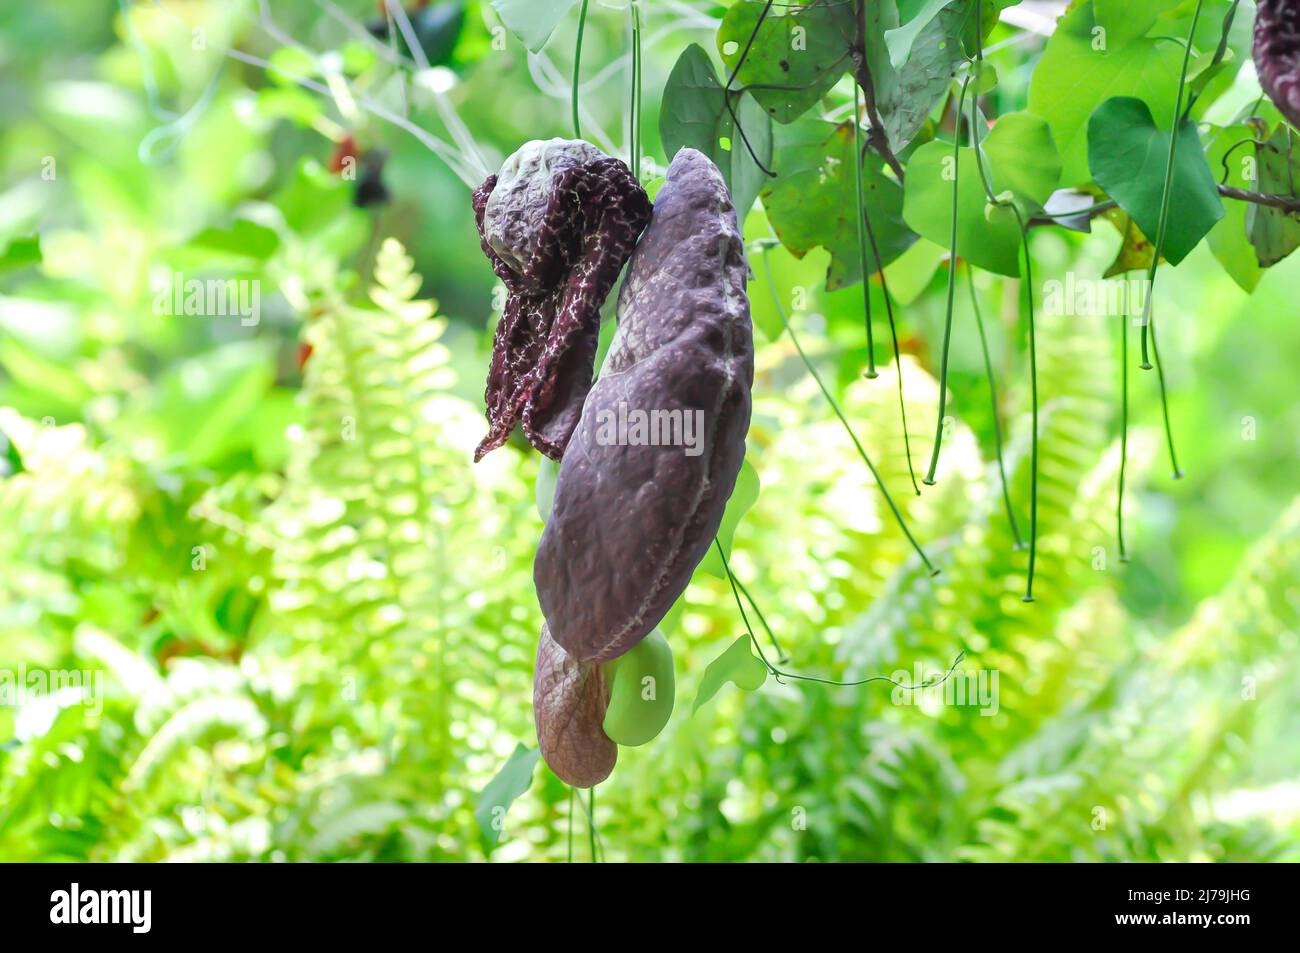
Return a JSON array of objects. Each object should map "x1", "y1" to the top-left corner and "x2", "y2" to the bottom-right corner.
[
  {"x1": 471, "y1": 140, "x2": 652, "y2": 462},
  {"x1": 533, "y1": 624, "x2": 616, "y2": 788},
  {"x1": 1255, "y1": 1, "x2": 1300, "y2": 128},
  {"x1": 535, "y1": 148, "x2": 754, "y2": 664}
]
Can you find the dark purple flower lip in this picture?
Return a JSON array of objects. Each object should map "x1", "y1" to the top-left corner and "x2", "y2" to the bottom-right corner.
[
  {"x1": 471, "y1": 140, "x2": 651, "y2": 462},
  {"x1": 1254, "y1": 0, "x2": 1300, "y2": 129}
]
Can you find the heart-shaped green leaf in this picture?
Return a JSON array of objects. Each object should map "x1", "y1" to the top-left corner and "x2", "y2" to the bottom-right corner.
[
  {"x1": 474, "y1": 743, "x2": 540, "y2": 850},
  {"x1": 979, "y1": 112, "x2": 1062, "y2": 214},
  {"x1": 902, "y1": 112, "x2": 1059, "y2": 276},
  {"x1": 659, "y1": 44, "x2": 773, "y2": 222},
  {"x1": 903, "y1": 140, "x2": 1022, "y2": 276},
  {"x1": 885, "y1": 0, "x2": 959, "y2": 68},
  {"x1": 490, "y1": 0, "x2": 580, "y2": 53},
  {"x1": 762, "y1": 118, "x2": 916, "y2": 290},
  {"x1": 1028, "y1": 3, "x2": 1183, "y2": 186},
  {"x1": 1087, "y1": 96, "x2": 1225, "y2": 265},
  {"x1": 692, "y1": 636, "x2": 767, "y2": 715},
  {"x1": 1094, "y1": 0, "x2": 1183, "y2": 47},
  {"x1": 865, "y1": 0, "x2": 995, "y2": 152},
  {"x1": 717, "y1": 0, "x2": 854, "y2": 125}
]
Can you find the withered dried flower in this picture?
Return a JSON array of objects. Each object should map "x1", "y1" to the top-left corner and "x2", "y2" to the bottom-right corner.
[
  {"x1": 472, "y1": 139, "x2": 651, "y2": 461},
  {"x1": 1255, "y1": 1, "x2": 1300, "y2": 128}
]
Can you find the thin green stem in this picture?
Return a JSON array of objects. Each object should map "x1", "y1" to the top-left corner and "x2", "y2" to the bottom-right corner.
[
  {"x1": 1140, "y1": 0, "x2": 1203, "y2": 385},
  {"x1": 630, "y1": 1, "x2": 641, "y2": 179},
  {"x1": 715, "y1": 540, "x2": 961, "y2": 688},
  {"x1": 1148, "y1": 311, "x2": 1184, "y2": 479},
  {"x1": 729, "y1": 562, "x2": 788, "y2": 663},
  {"x1": 961, "y1": 60, "x2": 1039, "y2": 596},
  {"x1": 567, "y1": 786, "x2": 575, "y2": 863},
  {"x1": 1186, "y1": 0, "x2": 1243, "y2": 118},
  {"x1": 969, "y1": 102, "x2": 995, "y2": 196},
  {"x1": 1118, "y1": 308, "x2": 1130, "y2": 562},
  {"x1": 854, "y1": 103, "x2": 920, "y2": 493},
  {"x1": 572, "y1": 786, "x2": 604, "y2": 861},
  {"x1": 1015, "y1": 207, "x2": 1039, "y2": 603},
  {"x1": 761, "y1": 249, "x2": 937, "y2": 576},
  {"x1": 963, "y1": 80, "x2": 1025, "y2": 551},
  {"x1": 1144, "y1": 0, "x2": 1201, "y2": 483},
  {"x1": 572, "y1": 0, "x2": 590, "y2": 140},
  {"x1": 588, "y1": 786, "x2": 597, "y2": 863},
  {"x1": 852, "y1": 83, "x2": 878, "y2": 378},
  {"x1": 924, "y1": 77, "x2": 972, "y2": 486},
  {"x1": 968, "y1": 264, "x2": 1023, "y2": 548}
]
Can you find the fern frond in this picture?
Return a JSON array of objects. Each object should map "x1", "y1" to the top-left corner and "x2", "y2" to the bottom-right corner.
[{"x1": 260, "y1": 238, "x2": 541, "y2": 858}]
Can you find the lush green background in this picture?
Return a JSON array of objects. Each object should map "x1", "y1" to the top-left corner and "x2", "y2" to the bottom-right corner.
[{"x1": 1, "y1": 0, "x2": 1297, "y2": 861}]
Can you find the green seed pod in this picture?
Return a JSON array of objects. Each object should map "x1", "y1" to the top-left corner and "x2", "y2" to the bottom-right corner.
[{"x1": 601, "y1": 628, "x2": 675, "y2": 747}]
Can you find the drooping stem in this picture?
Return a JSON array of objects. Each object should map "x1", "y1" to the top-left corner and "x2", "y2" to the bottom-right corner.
[
  {"x1": 968, "y1": 264, "x2": 1023, "y2": 548},
  {"x1": 960, "y1": 55, "x2": 1039, "y2": 597},
  {"x1": 860, "y1": 180, "x2": 921, "y2": 494},
  {"x1": 715, "y1": 541, "x2": 961, "y2": 688},
  {"x1": 1139, "y1": 0, "x2": 1203, "y2": 383},
  {"x1": 1185, "y1": 0, "x2": 1243, "y2": 118},
  {"x1": 846, "y1": 34, "x2": 916, "y2": 489},
  {"x1": 728, "y1": 560, "x2": 788, "y2": 662},
  {"x1": 567, "y1": 787, "x2": 575, "y2": 863},
  {"x1": 762, "y1": 250, "x2": 937, "y2": 576},
  {"x1": 572, "y1": 784, "x2": 604, "y2": 861},
  {"x1": 852, "y1": 83, "x2": 878, "y2": 378},
  {"x1": 572, "y1": 0, "x2": 590, "y2": 139},
  {"x1": 1118, "y1": 307, "x2": 1130, "y2": 562},
  {"x1": 1138, "y1": 1, "x2": 1206, "y2": 483},
  {"x1": 1148, "y1": 309, "x2": 1184, "y2": 479},
  {"x1": 629, "y1": 1, "x2": 642, "y2": 179},
  {"x1": 924, "y1": 77, "x2": 972, "y2": 486},
  {"x1": 1018, "y1": 216, "x2": 1039, "y2": 603}
]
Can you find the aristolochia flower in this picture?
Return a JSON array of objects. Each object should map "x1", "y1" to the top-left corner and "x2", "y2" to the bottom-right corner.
[
  {"x1": 471, "y1": 139, "x2": 651, "y2": 462},
  {"x1": 1254, "y1": 0, "x2": 1300, "y2": 128}
]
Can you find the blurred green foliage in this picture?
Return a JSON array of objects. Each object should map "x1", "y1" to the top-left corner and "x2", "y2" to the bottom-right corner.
[{"x1": 0, "y1": 0, "x2": 1297, "y2": 862}]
